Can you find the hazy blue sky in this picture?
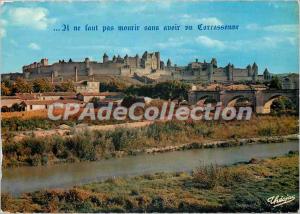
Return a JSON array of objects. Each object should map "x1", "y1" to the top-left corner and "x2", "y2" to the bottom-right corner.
[{"x1": 0, "y1": 0, "x2": 299, "y2": 74}]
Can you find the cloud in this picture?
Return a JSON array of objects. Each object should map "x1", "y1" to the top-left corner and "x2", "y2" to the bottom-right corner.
[
  {"x1": 179, "y1": 15, "x2": 223, "y2": 25},
  {"x1": 28, "y1": 42, "x2": 40, "y2": 50},
  {"x1": 159, "y1": 0, "x2": 172, "y2": 9},
  {"x1": 268, "y1": 2, "x2": 280, "y2": 9},
  {"x1": 158, "y1": 34, "x2": 294, "y2": 52},
  {"x1": 226, "y1": 36, "x2": 296, "y2": 51},
  {"x1": 264, "y1": 24, "x2": 298, "y2": 33},
  {"x1": 130, "y1": 5, "x2": 147, "y2": 13},
  {"x1": 259, "y1": 36, "x2": 296, "y2": 47},
  {"x1": 124, "y1": 0, "x2": 172, "y2": 8},
  {"x1": 195, "y1": 35, "x2": 295, "y2": 52},
  {"x1": 0, "y1": 19, "x2": 7, "y2": 38},
  {"x1": 8, "y1": 7, "x2": 56, "y2": 30},
  {"x1": 287, "y1": 37, "x2": 297, "y2": 45},
  {"x1": 246, "y1": 23, "x2": 298, "y2": 33},
  {"x1": 119, "y1": 47, "x2": 132, "y2": 55},
  {"x1": 245, "y1": 23, "x2": 260, "y2": 30},
  {"x1": 195, "y1": 36, "x2": 225, "y2": 50},
  {"x1": 10, "y1": 39, "x2": 18, "y2": 47},
  {"x1": 156, "y1": 37, "x2": 188, "y2": 48},
  {"x1": 0, "y1": 28, "x2": 6, "y2": 38}
]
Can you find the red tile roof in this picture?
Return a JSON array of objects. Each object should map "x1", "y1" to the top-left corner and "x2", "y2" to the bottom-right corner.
[
  {"x1": 41, "y1": 92, "x2": 76, "y2": 96},
  {"x1": 78, "y1": 92, "x2": 124, "y2": 96},
  {"x1": 15, "y1": 93, "x2": 37, "y2": 100},
  {"x1": 22, "y1": 99, "x2": 83, "y2": 105}
]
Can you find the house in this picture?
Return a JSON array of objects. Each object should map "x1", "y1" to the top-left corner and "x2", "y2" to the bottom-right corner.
[
  {"x1": 76, "y1": 93, "x2": 106, "y2": 102},
  {"x1": 74, "y1": 81, "x2": 100, "y2": 93},
  {"x1": 22, "y1": 99, "x2": 84, "y2": 111},
  {"x1": 15, "y1": 93, "x2": 38, "y2": 100},
  {"x1": 38, "y1": 92, "x2": 77, "y2": 100},
  {"x1": 76, "y1": 92, "x2": 125, "y2": 102}
]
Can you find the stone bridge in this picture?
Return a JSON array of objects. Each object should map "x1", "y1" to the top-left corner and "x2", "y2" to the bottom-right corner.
[{"x1": 188, "y1": 89, "x2": 299, "y2": 114}]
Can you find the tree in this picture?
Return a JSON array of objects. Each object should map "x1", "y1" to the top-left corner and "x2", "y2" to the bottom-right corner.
[
  {"x1": 11, "y1": 103, "x2": 24, "y2": 112},
  {"x1": 124, "y1": 81, "x2": 191, "y2": 100},
  {"x1": 12, "y1": 78, "x2": 33, "y2": 94},
  {"x1": 55, "y1": 81, "x2": 75, "y2": 92},
  {"x1": 100, "y1": 80, "x2": 127, "y2": 92},
  {"x1": 1, "y1": 106, "x2": 10, "y2": 112},
  {"x1": 33, "y1": 78, "x2": 53, "y2": 92},
  {"x1": 1, "y1": 83, "x2": 11, "y2": 95},
  {"x1": 269, "y1": 76, "x2": 282, "y2": 89},
  {"x1": 271, "y1": 97, "x2": 296, "y2": 114}
]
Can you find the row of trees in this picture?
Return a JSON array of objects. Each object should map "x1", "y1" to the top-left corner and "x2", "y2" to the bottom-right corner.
[
  {"x1": 1, "y1": 78, "x2": 75, "y2": 96},
  {"x1": 124, "y1": 81, "x2": 191, "y2": 100},
  {"x1": 98, "y1": 80, "x2": 191, "y2": 101}
]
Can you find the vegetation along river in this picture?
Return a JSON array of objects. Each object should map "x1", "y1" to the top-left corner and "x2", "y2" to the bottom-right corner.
[{"x1": 2, "y1": 140, "x2": 298, "y2": 196}]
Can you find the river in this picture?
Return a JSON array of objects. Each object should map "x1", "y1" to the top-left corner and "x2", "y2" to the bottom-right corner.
[{"x1": 2, "y1": 140, "x2": 298, "y2": 196}]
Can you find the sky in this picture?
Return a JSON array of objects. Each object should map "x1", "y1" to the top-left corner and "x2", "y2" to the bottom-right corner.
[{"x1": 0, "y1": 0, "x2": 299, "y2": 74}]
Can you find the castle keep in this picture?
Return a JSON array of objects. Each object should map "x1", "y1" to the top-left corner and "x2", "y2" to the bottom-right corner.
[{"x1": 22, "y1": 51, "x2": 271, "y2": 83}]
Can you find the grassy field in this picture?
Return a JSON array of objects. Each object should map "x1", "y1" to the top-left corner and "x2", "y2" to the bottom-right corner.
[
  {"x1": 2, "y1": 115, "x2": 298, "y2": 168},
  {"x1": 2, "y1": 153, "x2": 298, "y2": 212}
]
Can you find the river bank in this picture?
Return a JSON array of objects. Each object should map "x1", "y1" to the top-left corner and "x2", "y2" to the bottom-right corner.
[
  {"x1": 2, "y1": 116, "x2": 298, "y2": 168},
  {"x1": 2, "y1": 153, "x2": 298, "y2": 212},
  {"x1": 2, "y1": 140, "x2": 298, "y2": 196},
  {"x1": 141, "y1": 134, "x2": 298, "y2": 154}
]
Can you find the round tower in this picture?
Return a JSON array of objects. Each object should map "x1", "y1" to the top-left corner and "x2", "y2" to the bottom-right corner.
[
  {"x1": 211, "y1": 58, "x2": 217, "y2": 68},
  {"x1": 226, "y1": 63, "x2": 233, "y2": 81},
  {"x1": 252, "y1": 62, "x2": 258, "y2": 81},
  {"x1": 103, "y1": 53, "x2": 109, "y2": 63},
  {"x1": 207, "y1": 63, "x2": 213, "y2": 83},
  {"x1": 167, "y1": 59, "x2": 172, "y2": 67},
  {"x1": 247, "y1": 64, "x2": 252, "y2": 76},
  {"x1": 263, "y1": 68, "x2": 271, "y2": 80}
]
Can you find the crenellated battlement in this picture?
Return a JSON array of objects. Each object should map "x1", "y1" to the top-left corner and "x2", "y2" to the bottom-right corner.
[
  {"x1": 23, "y1": 58, "x2": 49, "y2": 72},
  {"x1": 22, "y1": 51, "x2": 270, "y2": 83}
]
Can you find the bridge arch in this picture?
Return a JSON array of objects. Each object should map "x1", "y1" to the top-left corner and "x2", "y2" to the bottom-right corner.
[
  {"x1": 221, "y1": 91, "x2": 255, "y2": 108},
  {"x1": 227, "y1": 95, "x2": 253, "y2": 107},
  {"x1": 263, "y1": 94, "x2": 295, "y2": 114},
  {"x1": 196, "y1": 95, "x2": 218, "y2": 106},
  {"x1": 188, "y1": 91, "x2": 221, "y2": 105}
]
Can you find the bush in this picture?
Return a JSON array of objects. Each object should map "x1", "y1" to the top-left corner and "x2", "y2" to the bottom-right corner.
[
  {"x1": 2, "y1": 118, "x2": 55, "y2": 131},
  {"x1": 66, "y1": 134, "x2": 96, "y2": 161},
  {"x1": 193, "y1": 164, "x2": 221, "y2": 189},
  {"x1": 258, "y1": 127, "x2": 275, "y2": 136},
  {"x1": 51, "y1": 136, "x2": 68, "y2": 158},
  {"x1": 27, "y1": 154, "x2": 42, "y2": 166},
  {"x1": 24, "y1": 138, "x2": 47, "y2": 155},
  {"x1": 193, "y1": 164, "x2": 252, "y2": 189},
  {"x1": 108, "y1": 129, "x2": 138, "y2": 150}
]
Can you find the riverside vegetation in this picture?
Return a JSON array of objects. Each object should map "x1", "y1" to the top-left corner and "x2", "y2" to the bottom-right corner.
[
  {"x1": 1, "y1": 153, "x2": 298, "y2": 212},
  {"x1": 2, "y1": 115, "x2": 298, "y2": 168}
]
